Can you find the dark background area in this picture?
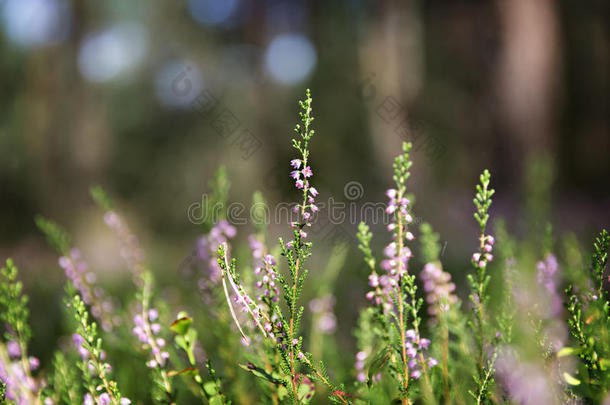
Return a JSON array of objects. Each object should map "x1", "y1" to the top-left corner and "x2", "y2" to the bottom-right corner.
[{"x1": 0, "y1": 0, "x2": 608, "y2": 373}]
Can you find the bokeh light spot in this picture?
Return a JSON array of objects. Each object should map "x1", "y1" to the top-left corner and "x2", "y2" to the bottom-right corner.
[{"x1": 264, "y1": 33, "x2": 317, "y2": 85}]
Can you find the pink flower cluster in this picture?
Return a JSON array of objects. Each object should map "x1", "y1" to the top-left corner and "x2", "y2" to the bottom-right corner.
[
  {"x1": 420, "y1": 262, "x2": 458, "y2": 316},
  {"x1": 84, "y1": 393, "x2": 131, "y2": 405},
  {"x1": 404, "y1": 329, "x2": 437, "y2": 380},
  {"x1": 365, "y1": 189, "x2": 414, "y2": 309},
  {"x1": 289, "y1": 159, "x2": 319, "y2": 239},
  {"x1": 472, "y1": 235, "x2": 494, "y2": 268},
  {"x1": 249, "y1": 236, "x2": 280, "y2": 304},
  {"x1": 103, "y1": 211, "x2": 146, "y2": 285},
  {"x1": 132, "y1": 309, "x2": 169, "y2": 369},
  {"x1": 198, "y1": 220, "x2": 236, "y2": 283},
  {"x1": 308, "y1": 294, "x2": 337, "y2": 334},
  {"x1": 382, "y1": 189, "x2": 414, "y2": 277},
  {"x1": 0, "y1": 341, "x2": 41, "y2": 404},
  {"x1": 354, "y1": 351, "x2": 381, "y2": 383},
  {"x1": 59, "y1": 249, "x2": 118, "y2": 331},
  {"x1": 536, "y1": 253, "x2": 561, "y2": 317}
]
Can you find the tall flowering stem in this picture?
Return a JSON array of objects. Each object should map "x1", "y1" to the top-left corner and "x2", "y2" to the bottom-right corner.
[
  {"x1": 0, "y1": 259, "x2": 42, "y2": 405},
  {"x1": 466, "y1": 169, "x2": 496, "y2": 403},
  {"x1": 282, "y1": 88, "x2": 318, "y2": 403},
  {"x1": 216, "y1": 90, "x2": 348, "y2": 404},
  {"x1": 564, "y1": 229, "x2": 609, "y2": 396},
  {"x1": 132, "y1": 272, "x2": 174, "y2": 404},
  {"x1": 59, "y1": 248, "x2": 119, "y2": 332},
  {"x1": 70, "y1": 294, "x2": 130, "y2": 405},
  {"x1": 37, "y1": 215, "x2": 119, "y2": 331},
  {"x1": 358, "y1": 142, "x2": 435, "y2": 404}
]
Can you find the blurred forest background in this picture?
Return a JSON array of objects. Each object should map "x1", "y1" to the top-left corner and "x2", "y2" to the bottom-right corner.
[{"x1": 0, "y1": 0, "x2": 608, "y2": 383}]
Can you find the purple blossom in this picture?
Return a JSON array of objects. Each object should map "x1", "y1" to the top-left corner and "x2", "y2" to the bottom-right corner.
[
  {"x1": 496, "y1": 349, "x2": 556, "y2": 405},
  {"x1": 403, "y1": 329, "x2": 436, "y2": 379},
  {"x1": 197, "y1": 220, "x2": 236, "y2": 284},
  {"x1": 59, "y1": 249, "x2": 117, "y2": 331},
  {"x1": 250, "y1": 238, "x2": 280, "y2": 305},
  {"x1": 6, "y1": 341, "x2": 20, "y2": 359},
  {"x1": 290, "y1": 159, "x2": 302, "y2": 169},
  {"x1": 302, "y1": 166, "x2": 313, "y2": 178},
  {"x1": 103, "y1": 211, "x2": 146, "y2": 285},
  {"x1": 131, "y1": 307, "x2": 169, "y2": 370},
  {"x1": 309, "y1": 294, "x2": 337, "y2": 334},
  {"x1": 99, "y1": 393, "x2": 112, "y2": 405},
  {"x1": 84, "y1": 394, "x2": 94, "y2": 405},
  {"x1": 420, "y1": 262, "x2": 458, "y2": 317}
]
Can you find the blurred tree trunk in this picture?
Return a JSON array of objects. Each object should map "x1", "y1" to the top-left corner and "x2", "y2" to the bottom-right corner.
[{"x1": 496, "y1": 0, "x2": 559, "y2": 154}]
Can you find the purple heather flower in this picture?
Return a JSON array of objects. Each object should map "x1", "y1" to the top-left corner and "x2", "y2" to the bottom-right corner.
[
  {"x1": 290, "y1": 159, "x2": 302, "y2": 169},
  {"x1": 290, "y1": 170, "x2": 301, "y2": 179},
  {"x1": 496, "y1": 349, "x2": 556, "y2": 405},
  {"x1": 84, "y1": 394, "x2": 94, "y2": 405},
  {"x1": 72, "y1": 334, "x2": 89, "y2": 360},
  {"x1": 420, "y1": 262, "x2": 458, "y2": 316},
  {"x1": 537, "y1": 253, "x2": 562, "y2": 318},
  {"x1": 99, "y1": 393, "x2": 112, "y2": 405},
  {"x1": 295, "y1": 179, "x2": 304, "y2": 189},
  {"x1": 59, "y1": 249, "x2": 117, "y2": 331},
  {"x1": 309, "y1": 187, "x2": 318, "y2": 197},
  {"x1": 302, "y1": 166, "x2": 313, "y2": 178},
  {"x1": 28, "y1": 357, "x2": 40, "y2": 371},
  {"x1": 197, "y1": 221, "x2": 236, "y2": 284},
  {"x1": 7, "y1": 341, "x2": 20, "y2": 359}
]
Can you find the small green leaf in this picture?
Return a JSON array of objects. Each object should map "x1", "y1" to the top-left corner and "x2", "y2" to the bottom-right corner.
[
  {"x1": 557, "y1": 347, "x2": 582, "y2": 358},
  {"x1": 238, "y1": 363, "x2": 286, "y2": 386},
  {"x1": 167, "y1": 367, "x2": 198, "y2": 377},
  {"x1": 170, "y1": 315, "x2": 192, "y2": 335},
  {"x1": 209, "y1": 395, "x2": 224, "y2": 405},
  {"x1": 562, "y1": 372, "x2": 581, "y2": 386},
  {"x1": 203, "y1": 381, "x2": 219, "y2": 396},
  {"x1": 367, "y1": 346, "x2": 391, "y2": 387}
]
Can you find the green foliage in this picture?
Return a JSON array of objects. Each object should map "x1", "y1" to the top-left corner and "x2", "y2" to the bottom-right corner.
[
  {"x1": 473, "y1": 170, "x2": 494, "y2": 233},
  {"x1": 0, "y1": 259, "x2": 31, "y2": 347},
  {"x1": 419, "y1": 222, "x2": 441, "y2": 264},
  {"x1": 90, "y1": 185, "x2": 113, "y2": 211},
  {"x1": 4, "y1": 90, "x2": 610, "y2": 405},
  {"x1": 70, "y1": 293, "x2": 127, "y2": 404},
  {"x1": 49, "y1": 350, "x2": 81, "y2": 404},
  {"x1": 170, "y1": 312, "x2": 230, "y2": 404},
  {"x1": 563, "y1": 229, "x2": 610, "y2": 401},
  {"x1": 357, "y1": 222, "x2": 375, "y2": 271},
  {"x1": 591, "y1": 229, "x2": 609, "y2": 298},
  {"x1": 251, "y1": 190, "x2": 268, "y2": 235},
  {"x1": 0, "y1": 379, "x2": 5, "y2": 404},
  {"x1": 34, "y1": 215, "x2": 71, "y2": 255},
  {"x1": 467, "y1": 170, "x2": 496, "y2": 403}
]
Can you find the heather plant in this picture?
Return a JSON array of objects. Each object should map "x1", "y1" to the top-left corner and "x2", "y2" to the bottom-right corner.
[{"x1": 1, "y1": 90, "x2": 609, "y2": 404}]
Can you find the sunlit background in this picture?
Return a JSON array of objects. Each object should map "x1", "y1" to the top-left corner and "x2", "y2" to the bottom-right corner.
[{"x1": 0, "y1": 0, "x2": 608, "y2": 386}]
